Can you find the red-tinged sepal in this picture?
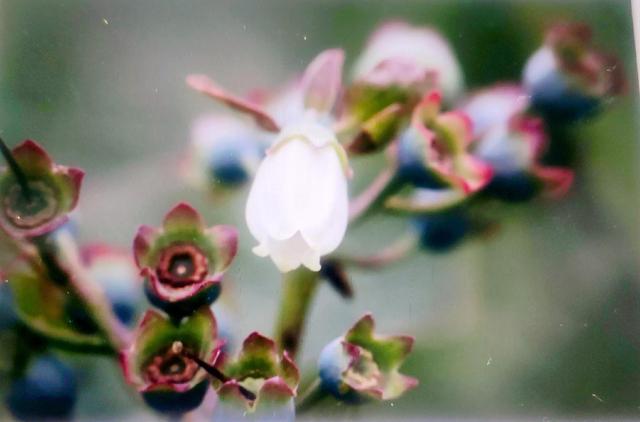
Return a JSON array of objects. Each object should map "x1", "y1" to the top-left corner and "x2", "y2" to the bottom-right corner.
[
  {"x1": 120, "y1": 307, "x2": 221, "y2": 415},
  {"x1": 162, "y1": 202, "x2": 205, "y2": 232},
  {"x1": 11, "y1": 140, "x2": 54, "y2": 175},
  {"x1": 133, "y1": 203, "x2": 238, "y2": 317},
  {"x1": 318, "y1": 313, "x2": 417, "y2": 403},
  {"x1": 213, "y1": 332, "x2": 299, "y2": 417},
  {"x1": 396, "y1": 91, "x2": 493, "y2": 196},
  {"x1": 133, "y1": 225, "x2": 158, "y2": 268},
  {"x1": 523, "y1": 22, "x2": 626, "y2": 122},
  {"x1": 186, "y1": 74, "x2": 280, "y2": 132},
  {"x1": 0, "y1": 140, "x2": 84, "y2": 238},
  {"x1": 206, "y1": 224, "x2": 239, "y2": 275},
  {"x1": 476, "y1": 114, "x2": 574, "y2": 202},
  {"x1": 532, "y1": 166, "x2": 574, "y2": 199},
  {"x1": 301, "y1": 49, "x2": 344, "y2": 115}
]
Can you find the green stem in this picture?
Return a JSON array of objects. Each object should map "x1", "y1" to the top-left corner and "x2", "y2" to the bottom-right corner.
[
  {"x1": 50, "y1": 230, "x2": 131, "y2": 351},
  {"x1": 295, "y1": 378, "x2": 327, "y2": 415},
  {"x1": 274, "y1": 268, "x2": 319, "y2": 359}
]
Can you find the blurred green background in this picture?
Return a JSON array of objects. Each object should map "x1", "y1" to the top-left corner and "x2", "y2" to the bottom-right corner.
[{"x1": 0, "y1": 0, "x2": 638, "y2": 420}]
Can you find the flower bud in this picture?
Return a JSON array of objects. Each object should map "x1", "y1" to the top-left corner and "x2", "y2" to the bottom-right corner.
[
  {"x1": 0, "y1": 140, "x2": 83, "y2": 239},
  {"x1": 6, "y1": 354, "x2": 77, "y2": 421},
  {"x1": 352, "y1": 21, "x2": 464, "y2": 106},
  {"x1": 134, "y1": 203, "x2": 238, "y2": 316},
  {"x1": 120, "y1": 307, "x2": 221, "y2": 415},
  {"x1": 212, "y1": 332, "x2": 299, "y2": 421},
  {"x1": 347, "y1": 103, "x2": 405, "y2": 155},
  {"x1": 183, "y1": 114, "x2": 264, "y2": 196},
  {"x1": 246, "y1": 119, "x2": 351, "y2": 273},
  {"x1": 318, "y1": 314, "x2": 417, "y2": 403},
  {"x1": 523, "y1": 22, "x2": 625, "y2": 122}
]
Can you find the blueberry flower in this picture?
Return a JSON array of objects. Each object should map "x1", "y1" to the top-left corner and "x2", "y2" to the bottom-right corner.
[
  {"x1": 523, "y1": 22, "x2": 625, "y2": 122},
  {"x1": 81, "y1": 244, "x2": 142, "y2": 325},
  {"x1": 188, "y1": 49, "x2": 351, "y2": 273},
  {"x1": 318, "y1": 314, "x2": 417, "y2": 402},
  {"x1": 120, "y1": 307, "x2": 221, "y2": 415},
  {"x1": 133, "y1": 203, "x2": 238, "y2": 316},
  {"x1": 6, "y1": 354, "x2": 78, "y2": 421},
  {"x1": 0, "y1": 140, "x2": 83, "y2": 239},
  {"x1": 212, "y1": 332, "x2": 299, "y2": 421}
]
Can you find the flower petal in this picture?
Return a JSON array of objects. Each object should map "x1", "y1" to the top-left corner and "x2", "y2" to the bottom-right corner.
[
  {"x1": 265, "y1": 233, "x2": 320, "y2": 273},
  {"x1": 301, "y1": 49, "x2": 344, "y2": 114}
]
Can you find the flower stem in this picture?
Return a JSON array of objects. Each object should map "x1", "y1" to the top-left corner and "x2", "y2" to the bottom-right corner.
[
  {"x1": 0, "y1": 137, "x2": 32, "y2": 201},
  {"x1": 336, "y1": 231, "x2": 418, "y2": 270},
  {"x1": 349, "y1": 166, "x2": 402, "y2": 225},
  {"x1": 295, "y1": 378, "x2": 326, "y2": 414},
  {"x1": 274, "y1": 268, "x2": 319, "y2": 359},
  {"x1": 50, "y1": 230, "x2": 131, "y2": 351}
]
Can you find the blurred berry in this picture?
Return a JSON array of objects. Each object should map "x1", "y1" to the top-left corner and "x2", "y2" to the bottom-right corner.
[
  {"x1": 413, "y1": 211, "x2": 470, "y2": 252},
  {"x1": 6, "y1": 355, "x2": 77, "y2": 421}
]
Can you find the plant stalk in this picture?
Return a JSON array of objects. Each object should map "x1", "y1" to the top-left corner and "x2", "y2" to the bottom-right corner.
[{"x1": 274, "y1": 267, "x2": 320, "y2": 359}]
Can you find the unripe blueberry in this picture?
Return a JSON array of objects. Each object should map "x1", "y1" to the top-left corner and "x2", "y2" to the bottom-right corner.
[
  {"x1": 413, "y1": 211, "x2": 470, "y2": 252},
  {"x1": 6, "y1": 355, "x2": 77, "y2": 421}
]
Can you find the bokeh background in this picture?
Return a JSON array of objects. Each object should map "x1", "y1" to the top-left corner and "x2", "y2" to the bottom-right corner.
[{"x1": 0, "y1": 0, "x2": 638, "y2": 420}]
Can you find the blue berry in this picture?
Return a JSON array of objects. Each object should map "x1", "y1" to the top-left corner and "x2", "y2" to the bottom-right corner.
[{"x1": 6, "y1": 355, "x2": 77, "y2": 421}]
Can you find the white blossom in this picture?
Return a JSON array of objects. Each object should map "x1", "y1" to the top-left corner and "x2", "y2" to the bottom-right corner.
[{"x1": 245, "y1": 118, "x2": 350, "y2": 272}]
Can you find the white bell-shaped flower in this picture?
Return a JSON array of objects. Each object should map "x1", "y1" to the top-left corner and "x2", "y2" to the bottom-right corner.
[{"x1": 245, "y1": 118, "x2": 350, "y2": 273}]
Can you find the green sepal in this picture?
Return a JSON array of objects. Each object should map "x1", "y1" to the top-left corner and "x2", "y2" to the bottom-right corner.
[
  {"x1": 345, "y1": 83, "x2": 411, "y2": 123},
  {"x1": 348, "y1": 103, "x2": 406, "y2": 154},
  {"x1": 132, "y1": 307, "x2": 218, "y2": 381},
  {"x1": 345, "y1": 314, "x2": 412, "y2": 373}
]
